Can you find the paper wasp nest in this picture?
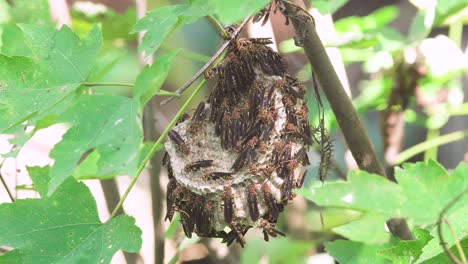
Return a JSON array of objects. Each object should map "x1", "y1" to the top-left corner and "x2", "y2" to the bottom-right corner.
[{"x1": 164, "y1": 38, "x2": 312, "y2": 246}]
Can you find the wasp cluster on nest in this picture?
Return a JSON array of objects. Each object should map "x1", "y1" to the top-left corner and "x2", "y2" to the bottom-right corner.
[{"x1": 163, "y1": 38, "x2": 313, "y2": 247}]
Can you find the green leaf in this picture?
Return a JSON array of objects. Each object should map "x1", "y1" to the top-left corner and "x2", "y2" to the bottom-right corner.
[
  {"x1": 27, "y1": 166, "x2": 51, "y2": 197},
  {"x1": 408, "y1": 10, "x2": 432, "y2": 41},
  {"x1": 0, "y1": 175, "x2": 142, "y2": 263},
  {"x1": 0, "y1": 24, "x2": 102, "y2": 133},
  {"x1": 416, "y1": 163, "x2": 468, "y2": 263},
  {"x1": 378, "y1": 228, "x2": 433, "y2": 263},
  {"x1": 133, "y1": 50, "x2": 178, "y2": 108},
  {"x1": 48, "y1": 95, "x2": 142, "y2": 195},
  {"x1": 306, "y1": 170, "x2": 404, "y2": 216},
  {"x1": 420, "y1": 238, "x2": 468, "y2": 264},
  {"x1": 311, "y1": 0, "x2": 348, "y2": 15},
  {"x1": 208, "y1": 0, "x2": 270, "y2": 24},
  {"x1": 334, "y1": 6, "x2": 399, "y2": 33},
  {"x1": 8, "y1": 0, "x2": 49, "y2": 24},
  {"x1": 88, "y1": 48, "x2": 126, "y2": 82},
  {"x1": 241, "y1": 237, "x2": 312, "y2": 264},
  {"x1": 131, "y1": 1, "x2": 213, "y2": 57},
  {"x1": 396, "y1": 160, "x2": 467, "y2": 224},
  {"x1": 332, "y1": 212, "x2": 390, "y2": 244},
  {"x1": 325, "y1": 240, "x2": 388, "y2": 264},
  {"x1": 434, "y1": 0, "x2": 468, "y2": 26}
]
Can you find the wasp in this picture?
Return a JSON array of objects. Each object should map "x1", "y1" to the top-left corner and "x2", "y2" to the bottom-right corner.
[
  {"x1": 176, "y1": 112, "x2": 190, "y2": 125},
  {"x1": 231, "y1": 136, "x2": 258, "y2": 172},
  {"x1": 197, "y1": 199, "x2": 216, "y2": 235},
  {"x1": 261, "y1": 183, "x2": 279, "y2": 221},
  {"x1": 285, "y1": 122, "x2": 313, "y2": 145},
  {"x1": 184, "y1": 160, "x2": 214, "y2": 173},
  {"x1": 165, "y1": 179, "x2": 178, "y2": 221},
  {"x1": 223, "y1": 186, "x2": 234, "y2": 224},
  {"x1": 260, "y1": 219, "x2": 286, "y2": 242},
  {"x1": 188, "y1": 102, "x2": 206, "y2": 133},
  {"x1": 167, "y1": 130, "x2": 190, "y2": 155},
  {"x1": 221, "y1": 225, "x2": 249, "y2": 247},
  {"x1": 205, "y1": 171, "x2": 234, "y2": 181},
  {"x1": 296, "y1": 169, "x2": 308, "y2": 188},
  {"x1": 230, "y1": 109, "x2": 242, "y2": 149},
  {"x1": 247, "y1": 183, "x2": 260, "y2": 221},
  {"x1": 295, "y1": 148, "x2": 311, "y2": 166},
  {"x1": 180, "y1": 208, "x2": 195, "y2": 238}
]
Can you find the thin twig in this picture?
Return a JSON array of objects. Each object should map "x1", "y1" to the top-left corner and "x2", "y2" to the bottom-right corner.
[
  {"x1": 437, "y1": 188, "x2": 468, "y2": 264},
  {"x1": 110, "y1": 79, "x2": 206, "y2": 218},
  {"x1": 282, "y1": 0, "x2": 413, "y2": 240},
  {"x1": 445, "y1": 219, "x2": 468, "y2": 264},
  {"x1": 160, "y1": 17, "x2": 250, "y2": 105},
  {"x1": 0, "y1": 162, "x2": 15, "y2": 202}
]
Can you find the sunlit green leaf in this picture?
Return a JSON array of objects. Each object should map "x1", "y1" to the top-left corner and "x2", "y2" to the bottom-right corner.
[
  {"x1": 0, "y1": 25, "x2": 102, "y2": 133},
  {"x1": 395, "y1": 160, "x2": 466, "y2": 224},
  {"x1": 434, "y1": 0, "x2": 468, "y2": 26},
  {"x1": 49, "y1": 95, "x2": 142, "y2": 195},
  {"x1": 0, "y1": 171, "x2": 142, "y2": 263},
  {"x1": 311, "y1": 0, "x2": 348, "y2": 15},
  {"x1": 334, "y1": 6, "x2": 399, "y2": 33}
]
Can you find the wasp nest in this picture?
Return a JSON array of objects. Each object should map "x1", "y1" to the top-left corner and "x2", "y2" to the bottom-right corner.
[{"x1": 164, "y1": 38, "x2": 312, "y2": 247}]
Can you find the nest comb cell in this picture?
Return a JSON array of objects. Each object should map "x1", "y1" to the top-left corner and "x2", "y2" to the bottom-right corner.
[{"x1": 163, "y1": 38, "x2": 313, "y2": 247}]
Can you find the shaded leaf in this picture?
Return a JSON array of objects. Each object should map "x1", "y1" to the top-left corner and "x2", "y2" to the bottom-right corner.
[
  {"x1": 332, "y1": 212, "x2": 390, "y2": 244},
  {"x1": 131, "y1": 1, "x2": 213, "y2": 57},
  {"x1": 0, "y1": 175, "x2": 142, "y2": 263},
  {"x1": 325, "y1": 240, "x2": 388, "y2": 264},
  {"x1": 133, "y1": 50, "x2": 178, "y2": 108},
  {"x1": 241, "y1": 237, "x2": 312, "y2": 264},
  {"x1": 208, "y1": 0, "x2": 270, "y2": 24},
  {"x1": 378, "y1": 228, "x2": 433, "y2": 263}
]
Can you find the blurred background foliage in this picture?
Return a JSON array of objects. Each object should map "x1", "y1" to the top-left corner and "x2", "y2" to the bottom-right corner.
[{"x1": 0, "y1": 0, "x2": 467, "y2": 263}]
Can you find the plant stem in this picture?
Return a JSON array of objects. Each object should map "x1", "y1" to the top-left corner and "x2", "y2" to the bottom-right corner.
[
  {"x1": 424, "y1": 129, "x2": 440, "y2": 161},
  {"x1": 109, "y1": 79, "x2": 206, "y2": 218},
  {"x1": 437, "y1": 188, "x2": 468, "y2": 264},
  {"x1": 83, "y1": 82, "x2": 179, "y2": 97},
  {"x1": 0, "y1": 172, "x2": 14, "y2": 202},
  {"x1": 83, "y1": 82, "x2": 134, "y2": 87},
  {"x1": 395, "y1": 129, "x2": 468, "y2": 164},
  {"x1": 283, "y1": 0, "x2": 413, "y2": 240},
  {"x1": 206, "y1": 15, "x2": 228, "y2": 39},
  {"x1": 445, "y1": 219, "x2": 468, "y2": 264}
]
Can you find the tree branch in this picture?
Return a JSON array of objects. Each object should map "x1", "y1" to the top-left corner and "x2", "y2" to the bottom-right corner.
[{"x1": 282, "y1": 0, "x2": 413, "y2": 240}]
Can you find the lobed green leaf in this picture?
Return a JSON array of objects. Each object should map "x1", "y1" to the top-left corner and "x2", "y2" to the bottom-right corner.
[{"x1": 0, "y1": 167, "x2": 142, "y2": 263}]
